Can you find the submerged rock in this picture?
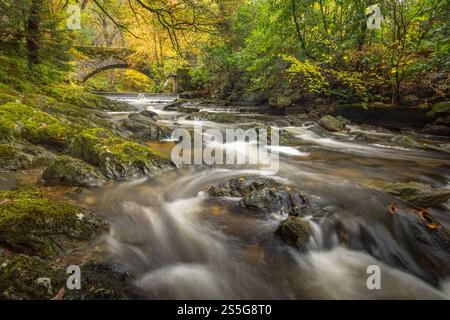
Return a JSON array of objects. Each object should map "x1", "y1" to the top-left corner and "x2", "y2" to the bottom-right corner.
[
  {"x1": 319, "y1": 115, "x2": 344, "y2": 132},
  {"x1": 42, "y1": 155, "x2": 107, "y2": 188},
  {"x1": 69, "y1": 128, "x2": 174, "y2": 179},
  {"x1": 0, "y1": 188, "x2": 107, "y2": 258},
  {"x1": 275, "y1": 216, "x2": 312, "y2": 251},
  {"x1": 381, "y1": 182, "x2": 450, "y2": 207},
  {"x1": 206, "y1": 176, "x2": 309, "y2": 215},
  {"x1": 390, "y1": 135, "x2": 419, "y2": 148}
]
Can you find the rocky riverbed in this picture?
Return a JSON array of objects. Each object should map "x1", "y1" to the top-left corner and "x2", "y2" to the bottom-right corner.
[{"x1": 0, "y1": 93, "x2": 449, "y2": 299}]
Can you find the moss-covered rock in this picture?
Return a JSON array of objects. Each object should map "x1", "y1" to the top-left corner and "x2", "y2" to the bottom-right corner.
[
  {"x1": 0, "y1": 251, "x2": 139, "y2": 300},
  {"x1": 0, "y1": 186, "x2": 42, "y2": 200},
  {"x1": 0, "y1": 102, "x2": 76, "y2": 149},
  {"x1": 0, "y1": 143, "x2": 55, "y2": 171},
  {"x1": 275, "y1": 216, "x2": 312, "y2": 251},
  {"x1": 381, "y1": 182, "x2": 450, "y2": 207},
  {"x1": 120, "y1": 111, "x2": 171, "y2": 141},
  {"x1": 319, "y1": 115, "x2": 345, "y2": 132},
  {"x1": 0, "y1": 251, "x2": 65, "y2": 299},
  {"x1": 390, "y1": 135, "x2": 419, "y2": 148},
  {"x1": 427, "y1": 101, "x2": 450, "y2": 117},
  {"x1": 42, "y1": 155, "x2": 107, "y2": 188},
  {"x1": 69, "y1": 128, "x2": 174, "y2": 179},
  {"x1": 0, "y1": 193, "x2": 107, "y2": 258}
]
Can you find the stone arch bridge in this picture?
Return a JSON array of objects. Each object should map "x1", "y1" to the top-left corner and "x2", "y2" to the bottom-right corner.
[{"x1": 74, "y1": 46, "x2": 191, "y2": 93}]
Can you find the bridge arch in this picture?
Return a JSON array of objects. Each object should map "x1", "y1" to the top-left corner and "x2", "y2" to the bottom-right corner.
[{"x1": 77, "y1": 57, "x2": 153, "y2": 83}]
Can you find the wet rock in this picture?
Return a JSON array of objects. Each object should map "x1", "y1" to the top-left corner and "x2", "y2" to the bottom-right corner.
[
  {"x1": 0, "y1": 143, "x2": 55, "y2": 171},
  {"x1": 390, "y1": 135, "x2": 419, "y2": 148},
  {"x1": 400, "y1": 95, "x2": 419, "y2": 106},
  {"x1": 241, "y1": 91, "x2": 268, "y2": 105},
  {"x1": 269, "y1": 95, "x2": 291, "y2": 108},
  {"x1": 421, "y1": 125, "x2": 450, "y2": 137},
  {"x1": 0, "y1": 189, "x2": 107, "y2": 258},
  {"x1": 275, "y1": 216, "x2": 312, "y2": 251},
  {"x1": 184, "y1": 112, "x2": 242, "y2": 123},
  {"x1": 205, "y1": 176, "x2": 272, "y2": 197},
  {"x1": 427, "y1": 101, "x2": 450, "y2": 117},
  {"x1": 381, "y1": 182, "x2": 450, "y2": 207},
  {"x1": 42, "y1": 155, "x2": 107, "y2": 188},
  {"x1": 239, "y1": 123, "x2": 291, "y2": 144},
  {"x1": 319, "y1": 115, "x2": 344, "y2": 132},
  {"x1": 120, "y1": 111, "x2": 171, "y2": 140},
  {"x1": 69, "y1": 128, "x2": 174, "y2": 180},
  {"x1": 336, "y1": 115, "x2": 351, "y2": 125},
  {"x1": 352, "y1": 131, "x2": 379, "y2": 142},
  {"x1": 0, "y1": 251, "x2": 139, "y2": 300},
  {"x1": 206, "y1": 176, "x2": 309, "y2": 215}
]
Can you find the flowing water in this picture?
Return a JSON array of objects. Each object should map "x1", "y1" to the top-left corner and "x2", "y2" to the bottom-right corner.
[{"x1": 41, "y1": 94, "x2": 450, "y2": 298}]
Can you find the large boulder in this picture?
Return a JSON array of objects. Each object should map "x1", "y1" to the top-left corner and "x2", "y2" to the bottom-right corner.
[
  {"x1": 69, "y1": 128, "x2": 174, "y2": 179},
  {"x1": 205, "y1": 176, "x2": 309, "y2": 215},
  {"x1": 421, "y1": 125, "x2": 450, "y2": 136},
  {"x1": 0, "y1": 143, "x2": 55, "y2": 171},
  {"x1": 120, "y1": 111, "x2": 171, "y2": 140},
  {"x1": 381, "y1": 182, "x2": 450, "y2": 207},
  {"x1": 42, "y1": 155, "x2": 107, "y2": 188},
  {"x1": 269, "y1": 95, "x2": 291, "y2": 108},
  {"x1": 0, "y1": 102, "x2": 76, "y2": 149},
  {"x1": 275, "y1": 216, "x2": 312, "y2": 251},
  {"x1": 241, "y1": 91, "x2": 268, "y2": 105},
  {"x1": 0, "y1": 252, "x2": 138, "y2": 300},
  {"x1": 319, "y1": 115, "x2": 345, "y2": 132},
  {"x1": 427, "y1": 101, "x2": 450, "y2": 118},
  {"x1": 0, "y1": 188, "x2": 107, "y2": 258}
]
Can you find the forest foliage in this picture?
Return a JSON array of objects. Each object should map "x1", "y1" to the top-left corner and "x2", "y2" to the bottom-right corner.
[{"x1": 0, "y1": 0, "x2": 448, "y2": 103}]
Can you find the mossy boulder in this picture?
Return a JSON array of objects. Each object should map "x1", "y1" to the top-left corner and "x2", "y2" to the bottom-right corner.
[
  {"x1": 0, "y1": 251, "x2": 139, "y2": 300},
  {"x1": 0, "y1": 102, "x2": 76, "y2": 149},
  {"x1": 0, "y1": 143, "x2": 55, "y2": 171},
  {"x1": 275, "y1": 216, "x2": 312, "y2": 251},
  {"x1": 120, "y1": 111, "x2": 171, "y2": 140},
  {"x1": 319, "y1": 115, "x2": 345, "y2": 132},
  {"x1": 381, "y1": 182, "x2": 450, "y2": 207},
  {"x1": 427, "y1": 101, "x2": 450, "y2": 117},
  {"x1": 390, "y1": 135, "x2": 419, "y2": 148},
  {"x1": 69, "y1": 128, "x2": 173, "y2": 179},
  {"x1": 0, "y1": 191, "x2": 107, "y2": 258},
  {"x1": 42, "y1": 155, "x2": 107, "y2": 188}
]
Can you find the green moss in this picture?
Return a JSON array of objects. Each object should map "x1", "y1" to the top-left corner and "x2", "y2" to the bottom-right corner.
[
  {"x1": 0, "y1": 198, "x2": 107, "y2": 258},
  {"x1": 0, "y1": 187, "x2": 42, "y2": 200},
  {"x1": 427, "y1": 101, "x2": 450, "y2": 117},
  {"x1": 0, "y1": 102, "x2": 76, "y2": 149},
  {"x1": 70, "y1": 128, "x2": 173, "y2": 179},
  {"x1": 0, "y1": 251, "x2": 65, "y2": 299},
  {"x1": 0, "y1": 252, "x2": 138, "y2": 300}
]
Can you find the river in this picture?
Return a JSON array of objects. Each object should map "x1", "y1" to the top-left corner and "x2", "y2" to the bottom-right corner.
[{"x1": 38, "y1": 94, "x2": 450, "y2": 298}]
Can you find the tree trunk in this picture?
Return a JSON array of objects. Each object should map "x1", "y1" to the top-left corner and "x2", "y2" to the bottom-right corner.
[{"x1": 26, "y1": 0, "x2": 43, "y2": 68}]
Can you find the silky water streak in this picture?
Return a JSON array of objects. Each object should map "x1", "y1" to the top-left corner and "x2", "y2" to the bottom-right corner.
[{"x1": 170, "y1": 124, "x2": 280, "y2": 173}]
